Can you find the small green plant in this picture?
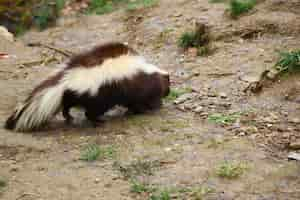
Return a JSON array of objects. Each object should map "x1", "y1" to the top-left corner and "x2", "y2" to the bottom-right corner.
[
  {"x1": 87, "y1": 0, "x2": 114, "y2": 14},
  {"x1": 216, "y1": 161, "x2": 248, "y2": 179},
  {"x1": 127, "y1": 0, "x2": 158, "y2": 11},
  {"x1": 87, "y1": 0, "x2": 157, "y2": 15},
  {"x1": 150, "y1": 190, "x2": 171, "y2": 200},
  {"x1": 80, "y1": 144, "x2": 116, "y2": 162},
  {"x1": 209, "y1": 0, "x2": 227, "y2": 3},
  {"x1": 190, "y1": 186, "x2": 215, "y2": 200},
  {"x1": 80, "y1": 144, "x2": 101, "y2": 161},
  {"x1": 130, "y1": 181, "x2": 154, "y2": 194},
  {"x1": 33, "y1": 0, "x2": 66, "y2": 30},
  {"x1": 208, "y1": 112, "x2": 241, "y2": 125},
  {"x1": 275, "y1": 50, "x2": 300, "y2": 73},
  {"x1": 164, "y1": 88, "x2": 193, "y2": 101},
  {"x1": 178, "y1": 32, "x2": 200, "y2": 49},
  {"x1": 0, "y1": 178, "x2": 6, "y2": 188},
  {"x1": 0, "y1": 178, "x2": 7, "y2": 195},
  {"x1": 229, "y1": 0, "x2": 256, "y2": 18},
  {"x1": 178, "y1": 23, "x2": 211, "y2": 56}
]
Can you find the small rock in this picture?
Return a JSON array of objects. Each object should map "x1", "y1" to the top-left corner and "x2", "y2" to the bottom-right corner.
[
  {"x1": 219, "y1": 92, "x2": 227, "y2": 99},
  {"x1": 187, "y1": 47, "x2": 198, "y2": 57},
  {"x1": 266, "y1": 69, "x2": 279, "y2": 80},
  {"x1": 267, "y1": 124, "x2": 273, "y2": 128},
  {"x1": 10, "y1": 164, "x2": 20, "y2": 172},
  {"x1": 174, "y1": 93, "x2": 197, "y2": 104},
  {"x1": 0, "y1": 26, "x2": 14, "y2": 42},
  {"x1": 288, "y1": 118, "x2": 300, "y2": 124},
  {"x1": 239, "y1": 74, "x2": 260, "y2": 83},
  {"x1": 194, "y1": 106, "x2": 204, "y2": 113},
  {"x1": 238, "y1": 132, "x2": 246, "y2": 136},
  {"x1": 176, "y1": 105, "x2": 186, "y2": 111},
  {"x1": 263, "y1": 117, "x2": 275, "y2": 123},
  {"x1": 240, "y1": 126, "x2": 258, "y2": 135},
  {"x1": 287, "y1": 152, "x2": 300, "y2": 161},
  {"x1": 95, "y1": 178, "x2": 100, "y2": 184},
  {"x1": 288, "y1": 140, "x2": 300, "y2": 150},
  {"x1": 164, "y1": 147, "x2": 172, "y2": 152}
]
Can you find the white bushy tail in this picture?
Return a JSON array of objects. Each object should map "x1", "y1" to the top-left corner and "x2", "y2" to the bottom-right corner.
[{"x1": 5, "y1": 84, "x2": 65, "y2": 132}]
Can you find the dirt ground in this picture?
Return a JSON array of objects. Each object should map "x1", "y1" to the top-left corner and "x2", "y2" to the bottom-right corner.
[{"x1": 1, "y1": 0, "x2": 300, "y2": 199}]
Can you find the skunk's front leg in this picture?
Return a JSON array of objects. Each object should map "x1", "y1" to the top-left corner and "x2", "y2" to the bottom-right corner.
[{"x1": 85, "y1": 109, "x2": 104, "y2": 127}]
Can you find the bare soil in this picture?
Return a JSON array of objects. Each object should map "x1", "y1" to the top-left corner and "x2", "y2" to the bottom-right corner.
[{"x1": 0, "y1": 0, "x2": 300, "y2": 199}]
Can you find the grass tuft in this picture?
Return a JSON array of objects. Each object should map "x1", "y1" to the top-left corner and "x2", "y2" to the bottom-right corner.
[
  {"x1": 0, "y1": 179, "x2": 6, "y2": 188},
  {"x1": 178, "y1": 23, "x2": 211, "y2": 56},
  {"x1": 80, "y1": 144, "x2": 116, "y2": 162},
  {"x1": 209, "y1": 0, "x2": 227, "y2": 3},
  {"x1": 229, "y1": 0, "x2": 256, "y2": 18},
  {"x1": 164, "y1": 88, "x2": 193, "y2": 101},
  {"x1": 130, "y1": 180, "x2": 156, "y2": 194},
  {"x1": 275, "y1": 50, "x2": 300, "y2": 73},
  {"x1": 87, "y1": 0, "x2": 114, "y2": 14},
  {"x1": 150, "y1": 190, "x2": 171, "y2": 200},
  {"x1": 126, "y1": 0, "x2": 158, "y2": 11},
  {"x1": 208, "y1": 112, "x2": 241, "y2": 125},
  {"x1": 216, "y1": 161, "x2": 248, "y2": 179},
  {"x1": 87, "y1": 0, "x2": 157, "y2": 14}
]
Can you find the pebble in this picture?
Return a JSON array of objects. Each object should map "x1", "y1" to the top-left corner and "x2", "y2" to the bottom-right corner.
[
  {"x1": 288, "y1": 118, "x2": 300, "y2": 124},
  {"x1": 174, "y1": 93, "x2": 197, "y2": 104},
  {"x1": 0, "y1": 26, "x2": 14, "y2": 42},
  {"x1": 219, "y1": 92, "x2": 227, "y2": 99},
  {"x1": 194, "y1": 106, "x2": 203, "y2": 113},
  {"x1": 288, "y1": 140, "x2": 300, "y2": 150},
  {"x1": 287, "y1": 152, "x2": 300, "y2": 161},
  {"x1": 95, "y1": 178, "x2": 100, "y2": 184}
]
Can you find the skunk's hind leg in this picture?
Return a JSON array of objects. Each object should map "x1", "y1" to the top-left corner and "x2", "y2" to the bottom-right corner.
[{"x1": 62, "y1": 105, "x2": 74, "y2": 124}]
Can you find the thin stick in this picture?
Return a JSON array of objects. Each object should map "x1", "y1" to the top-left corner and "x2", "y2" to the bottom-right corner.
[{"x1": 27, "y1": 42, "x2": 74, "y2": 57}]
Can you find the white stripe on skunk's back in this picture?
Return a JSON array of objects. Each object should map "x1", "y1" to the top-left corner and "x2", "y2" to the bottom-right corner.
[{"x1": 63, "y1": 55, "x2": 168, "y2": 96}]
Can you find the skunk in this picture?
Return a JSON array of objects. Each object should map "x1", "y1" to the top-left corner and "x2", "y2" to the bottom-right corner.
[{"x1": 5, "y1": 42, "x2": 170, "y2": 132}]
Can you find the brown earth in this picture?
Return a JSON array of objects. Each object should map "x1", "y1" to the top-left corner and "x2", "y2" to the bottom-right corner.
[{"x1": 0, "y1": 0, "x2": 300, "y2": 199}]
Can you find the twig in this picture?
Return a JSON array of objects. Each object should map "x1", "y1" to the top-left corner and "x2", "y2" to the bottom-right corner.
[
  {"x1": 207, "y1": 72, "x2": 235, "y2": 78},
  {"x1": 15, "y1": 57, "x2": 57, "y2": 67},
  {"x1": 16, "y1": 192, "x2": 39, "y2": 200},
  {"x1": 27, "y1": 42, "x2": 74, "y2": 57}
]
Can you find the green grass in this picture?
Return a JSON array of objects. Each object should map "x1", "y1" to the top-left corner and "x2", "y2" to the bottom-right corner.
[
  {"x1": 130, "y1": 182, "x2": 214, "y2": 200},
  {"x1": 229, "y1": 0, "x2": 256, "y2": 18},
  {"x1": 0, "y1": 178, "x2": 7, "y2": 195},
  {"x1": 33, "y1": 0, "x2": 66, "y2": 30},
  {"x1": 87, "y1": 0, "x2": 115, "y2": 14},
  {"x1": 216, "y1": 161, "x2": 248, "y2": 179},
  {"x1": 178, "y1": 24, "x2": 211, "y2": 56},
  {"x1": 190, "y1": 186, "x2": 215, "y2": 200},
  {"x1": 80, "y1": 144, "x2": 116, "y2": 162},
  {"x1": 164, "y1": 88, "x2": 193, "y2": 101},
  {"x1": 208, "y1": 112, "x2": 241, "y2": 125},
  {"x1": 209, "y1": 0, "x2": 227, "y2": 3},
  {"x1": 130, "y1": 181, "x2": 155, "y2": 194},
  {"x1": 0, "y1": 179, "x2": 6, "y2": 188},
  {"x1": 126, "y1": 0, "x2": 158, "y2": 11},
  {"x1": 87, "y1": 0, "x2": 157, "y2": 15},
  {"x1": 275, "y1": 50, "x2": 300, "y2": 73},
  {"x1": 150, "y1": 190, "x2": 171, "y2": 200},
  {"x1": 178, "y1": 32, "x2": 201, "y2": 49}
]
